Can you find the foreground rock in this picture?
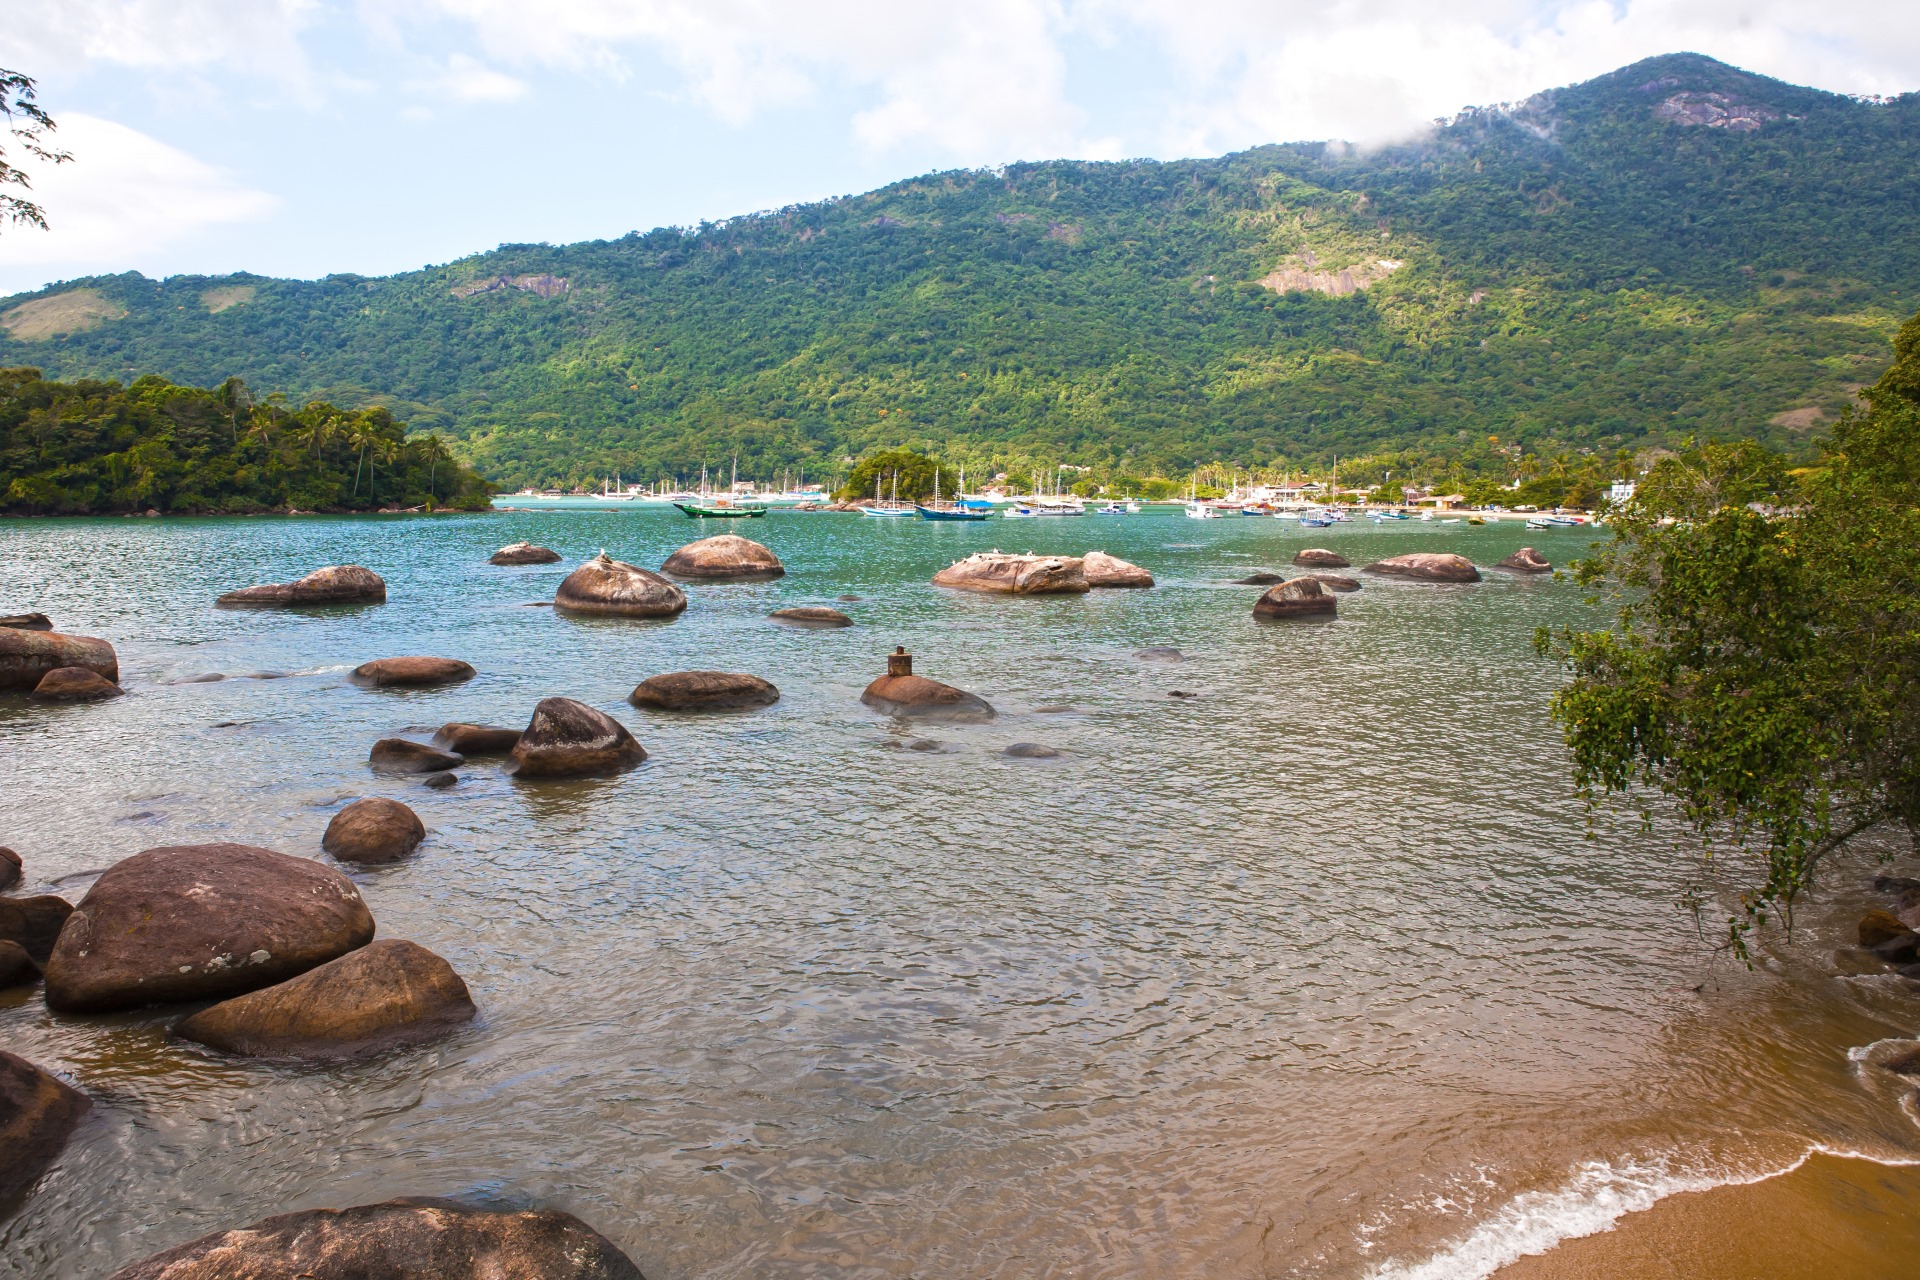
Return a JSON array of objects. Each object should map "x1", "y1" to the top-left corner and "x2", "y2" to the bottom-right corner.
[
  {"x1": 105, "y1": 1200, "x2": 645, "y2": 1280},
  {"x1": 661, "y1": 534, "x2": 785, "y2": 581},
  {"x1": 770, "y1": 606, "x2": 853, "y2": 628},
  {"x1": 217, "y1": 565, "x2": 386, "y2": 607},
  {"x1": 508, "y1": 698, "x2": 647, "y2": 778},
  {"x1": 0, "y1": 613, "x2": 52, "y2": 631},
  {"x1": 553, "y1": 553, "x2": 687, "y2": 618},
  {"x1": 0, "y1": 1050, "x2": 91, "y2": 1201},
  {"x1": 0, "y1": 940, "x2": 40, "y2": 988},
  {"x1": 323, "y1": 799, "x2": 426, "y2": 865},
  {"x1": 30, "y1": 667, "x2": 123, "y2": 701},
  {"x1": 175, "y1": 939, "x2": 474, "y2": 1060},
  {"x1": 860, "y1": 648, "x2": 995, "y2": 722},
  {"x1": 0, "y1": 629, "x2": 119, "y2": 692},
  {"x1": 1293, "y1": 572, "x2": 1361, "y2": 593},
  {"x1": 1082, "y1": 551, "x2": 1154, "y2": 588},
  {"x1": 351, "y1": 657, "x2": 475, "y2": 688},
  {"x1": 432, "y1": 723, "x2": 521, "y2": 754},
  {"x1": 369, "y1": 739, "x2": 464, "y2": 774},
  {"x1": 1365, "y1": 552, "x2": 1482, "y2": 583},
  {"x1": 1253, "y1": 577, "x2": 1337, "y2": 621},
  {"x1": 0, "y1": 895, "x2": 73, "y2": 962},
  {"x1": 489, "y1": 542, "x2": 562, "y2": 565},
  {"x1": 43, "y1": 844, "x2": 375, "y2": 1013},
  {"x1": 932, "y1": 553, "x2": 1089, "y2": 595},
  {"x1": 1293, "y1": 548, "x2": 1350, "y2": 568},
  {"x1": 1496, "y1": 546, "x2": 1553, "y2": 573},
  {"x1": 0, "y1": 846, "x2": 18, "y2": 890},
  {"x1": 629, "y1": 671, "x2": 780, "y2": 712}
]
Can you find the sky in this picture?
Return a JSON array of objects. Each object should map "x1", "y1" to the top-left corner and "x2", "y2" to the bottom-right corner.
[{"x1": 0, "y1": 0, "x2": 1914, "y2": 297}]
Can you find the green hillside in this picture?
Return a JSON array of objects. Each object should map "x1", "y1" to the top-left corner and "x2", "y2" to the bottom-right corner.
[{"x1": 1, "y1": 53, "x2": 1914, "y2": 491}]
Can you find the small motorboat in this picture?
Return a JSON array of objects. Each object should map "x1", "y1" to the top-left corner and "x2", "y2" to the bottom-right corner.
[
  {"x1": 1093, "y1": 502, "x2": 1130, "y2": 515},
  {"x1": 1298, "y1": 514, "x2": 1334, "y2": 528},
  {"x1": 1525, "y1": 517, "x2": 1551, "y2": 530},
  {"x1": 918, "y1": 504, "x2": 990, "y2": 521},
  {"x1": 1185, "y1": 501, "x2": 1221, "y2": 519},
  {"x1": 1004, "y1": 505, "x2": 1040, "y2": 519},
  {"x1": 676, "y1": 502, "x2": 766, "y2": 518}
]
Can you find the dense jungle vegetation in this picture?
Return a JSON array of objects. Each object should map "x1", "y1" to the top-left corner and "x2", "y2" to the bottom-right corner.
[
  {"x1": 0, "y1": 370, "x2": 492, "y2": 515},
  {"x1": 0, "y1": 53, "x2": 1914, "y2": 493}
]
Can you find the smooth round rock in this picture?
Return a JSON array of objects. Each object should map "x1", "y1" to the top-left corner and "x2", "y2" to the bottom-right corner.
[
  {"x1": 489, "y1": 542, "x2": 561, "y2": 565},
  {"x1": 860, "y1": 674, "x2": 996, "y2": 722},
  {"x1": 1002, "y1": 742, "x2": 1061, "y2": 758},
  {"x1": 1234, "y1": 573, "x2": 1284, "y2": 585},
  {"x1": 104, "y1": 1200, "x2": 645, "y2": 1280},
  {"x1": 0, "y1": 846, "x2": 21, "y2": 891},
  {"x1": 660, "y1": 534, "x2": 785, "y2": 582},
  {"x1": 0, "y1": 895, "x2": 73, "y2": 963},
  {"x1": 770, "y1": 606, "x2": 853, "y2": 628},
  {"x1": 1135, "y1": 647, "x2": 1183, "y2": 662},
  {"x1": 30, "y1": 667, "x2": 124, "y2": 701},
  {"x1": 0, "y1": 613, "x2": 52, "y2": 631},
  {"x1": 1496, "y1": 546, "x2": 1553, "y2": 573},
  {"x1": 322, "y1": 798, "x2": 426, "y2": 865},
  {"x1": 507, "y1": 698, "x2": 647, "y2": 778},
  {"x1": 553, "y1": 553, "x2": 687, "y2": 618},
  {"x1": 351, "y1": 657, "x2": 475, "y2": 688},
  {"x1": 0, "y1": 940, "x2": 40, "y2": 989},
  {"x1": 629, "y1": 671, "x2": 780, "y2": 712},
  {"x1": 421, "y1": 771, "x2": 458, "y2": 789},
  {"x1": 174, "y1": 939, "x2": 475, "y2": 1060},
  {"x1": 0, "y1": 1050, "x2": 91, "y2": 1202},
  {"x1": 1082, "y1": 551, "x2": 1153, "y2": 588},
  {"x1": 1254, "y1": 577, "x2": 1337, "y2": 620},
  {"x1": 369, "y1": 739, "x2": 465, "y2": 774},
  {"x1": 933, "y1": 553, "x2": 1088, "y2": 594},
  {"x1": 1365, "y1": 553, "x2": 1481, "y2": 583},
  {"x1": 42, "y1": 844, "x2": 375, "y2": 1014},
  {"x1": 432, "y1": 723, "x2": 521, "y2": 754},
  {"x1": 1292, "y1": 548, "x2": 1350, "y2": 568},
  {"x1": 0, "y1": 629, "x2": 119, "y2": 692},
  {"x1": 218, "y1": 565, "x2": 386, "y2": 606}
]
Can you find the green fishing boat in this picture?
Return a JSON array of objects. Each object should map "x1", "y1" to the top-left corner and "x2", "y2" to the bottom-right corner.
[{"x1": 674, "y1": 502, "x2": 766, "y2": 518}]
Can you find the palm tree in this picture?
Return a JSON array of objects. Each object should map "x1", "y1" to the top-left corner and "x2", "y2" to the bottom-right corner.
[
  {"x1": 216, "y1": 377, "x2": 252, "y2": 447},
  {"x1": 415, "y1": 434, "x2": 452, "y2": 506},
  {"x1": 348, "y1": 418, "x2": 382, "y2": 498}
]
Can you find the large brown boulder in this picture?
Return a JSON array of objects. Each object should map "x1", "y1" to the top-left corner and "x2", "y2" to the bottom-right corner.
[
  {"x1": 1294, "y1": 573, "x2": 1361, "y2": 593},
  {"x1": 1292, "y1": 548, "x2": 1350, "y2": 568},
  {"x1": 0, "y1": 1050, "x2": 91, "y2": 1201},
  {"x1": 860, "y1": 654, "x2": 996, "y2": 722},
  {"x1": 0, "y1": 940, "x2": 40, "y2": 988},
  {"x1": 0, "y1": 895, "x2": 73, "y2": 962},
  {"x1": 1496, "y1": 546, "x2": 1553, "y2": 573},
  {"x1": 508, "y1": 698, "x2": 647, "y2": 778},
  {"x1": 369, "y1": 739, "x2": 464, "y2": 774},
  {"x1": 1860, "y1": 909, "x2": 1913, "y2": 948},
  {"x1": 30, "y1": 667, "x2": 123, "y2": 701},
  {"x1": 0, "y1": 628, "x2": 118, "y2": 692},
  {"x1": 770, "y1": 606, "x2": 853, "y2": 628},
  {"x1": 104, "y1": 1200, "x2": 644, "y2": 1280},
  {"x1": 0, "y1": 612, "x2": 52, "y2": 631},
  {"x1": 351, "y1": 657, "x2": 475, "y2": 688},
  {"x1": 932, "y1": 553, "x2": 1089, "y2": 594},
  {"x1": 217, "y1": 565, "x2": 386, "y2": 607},
  {"x1": 323, "y1": 799, "x2": 426, "y2": 865},
  {"x1": 1082, "y1": 551, "x2": 1154, "y2": 588},
  {"x1": 1253, "y1": 577, "x2": 1337, "y2": 621},
  {"x1": 660, "y1": 534, "x2": 785, "y2": 581},
  {"x1": 1365, "y1": 552, "x2": 1482, "y2": 583},
  {"x1": 629, "y1": 671, "x2": 780, "y2": 712},
  {"x1": 174, "y1": 940, "x2": 475, "y2": 1060},
  {"x1": 42, "y1": 844, "x2": 375, "y2": 1013},
  {"x1": 432, "y1": 723, "x2": 521, "y2": 754},
  {"x1": 489, "y1": 542, "x2": 561, "y2": 565},
  {"x1": 0, "y1": 846, "x2": 19, "y2": 890},
  {"x1": 553, "y1": 553, "x2": 687, "y2": 618}
]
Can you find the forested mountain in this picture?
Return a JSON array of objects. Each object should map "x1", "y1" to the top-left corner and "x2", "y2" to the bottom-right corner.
[{"x1": 1, "y1": 53, "x2": 1914, "y2": 491}]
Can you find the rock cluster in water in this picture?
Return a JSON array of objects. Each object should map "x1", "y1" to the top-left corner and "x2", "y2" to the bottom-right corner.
[
  {"x1": 0, "y1": 628, "x2": 119, "y2": 692},
  {"x1": 933, "y1": 553, "x2": 1089, "y2": 594},
  {"x1": 661, "y1": 534, "x2": 785, "y2": 581},
  {"x1": 553, "y1": 553, "x2": 687, "y2": 618},
  {"x1": 629, "y1": 671, "x2": 780, "y2": 712},
  {"x1": 489, "y1": 542, "x2": 562, "y2": 565},
  {"x1": 1081, "y1": 551, "x2": 1154, "y2": 588},
  {"x1": 1293, "y1": 573, "x2": 1361, "y2": 593},
  {"x1": 508, "y1": 697, "x2": 647, "y2": 777},
  {"x1": 1253, "y1": 577, "x2": 1337, "y2": 620},
  {"x1": 1365, "y1": 553, "x2": 1482, "y2": 583},
  {"x1": 217, "y1": 565, "x2": 387, "y2": 606}
]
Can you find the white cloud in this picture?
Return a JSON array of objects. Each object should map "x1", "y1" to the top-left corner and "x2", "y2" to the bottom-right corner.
[
  {"x1": 0, "y1": 114, "x2": 277, "y2": 282},
  {"x1": 0, "y1": 0, "x2": 318, "y2": 72},
  {"x1": 423, "y1": 53, "x2": 529, "y2": 104}
]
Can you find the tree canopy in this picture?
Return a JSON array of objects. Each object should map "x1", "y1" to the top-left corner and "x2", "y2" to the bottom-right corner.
[{"x1": 0, "y1": 69, "x2": 66, "y2": 231}]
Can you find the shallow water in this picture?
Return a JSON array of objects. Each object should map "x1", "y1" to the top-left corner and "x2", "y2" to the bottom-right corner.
[{"x1": 2, "y1": 507, "x2": 1916, "y2": 1278}]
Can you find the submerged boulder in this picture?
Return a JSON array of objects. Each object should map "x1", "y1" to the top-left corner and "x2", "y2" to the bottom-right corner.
[
  {"x1": 0, "y1": 1050, "x2": 91, "y2": 1201},
  {"x1": 1365, "y1": 553, "x2": 1482, "y2": 583},
  {"x1": 1234, "y1": 573, "x2": 1284, "y2": 586},
  {"x1": 770, "y1": 606, "x2": 853, "y2": 628},
  {"x1": 859, "y1": 649, "x2": 995, "y2": 722},
  {"x1": 0, "y1": 895, "x2": 73, "y2": 963},
  {"x1": 432, "y1": 723, "x2": 521, "y2": 754},
  {"x1": 351, "y1": 657, "x2": 475, "y2": 688},
  {"x1": 660, "y1": 534, "x2": 785, "y2": 581},
  {"x1": 1081, "y1": 551, "x2": 1154, "y2": 588},
  {"x1": 1253, "y1": 577, "x2": 1337, "y2": 621},
  {"x1": 30, "y1": 667, "x2": 123, "y2": 701},
  {"x1": 1293, "y1": 573, "x2": 1361, "y2": 593},
  {"x1": 322, "y1": 799, "x2": 426, "y2": 865},
  {"x1": 489, "y1": 542, "x2": 562, "y2": 565},
  {"x1": 1496, "y1": 546, "x2": 1553, "y2": 574},
  {"x1": 0, "y1": 613, "x2": 52, "y2": 631},
  {"x1": 0, "y1": 629, "x2": 119, "y2": 692},
  {"x1": 0, "y1": 940, "x2": 38, "y2": 988},
  {"x1": 43, "y1": 844, "x2": 375, "y2": 1013},
  {"x1": 369, "y1": 739, "x2": 465, "y2": 774},
  {"x1": 553, "y1": 553, "x2": 687, "y2": 618},
  {"x1": 1292, "y1": 548, "x2": 1350, "y2": 568},
  {"x1": 217, "y1": 565, "x2": 386, "y2": 607},
  {"x1": 174, "y1": 939, "x2": 475, "y2": 1060},
  {"x1": 1002, "y1": 742, "x2": 1061, "y2": 759},
  {"x1": 507, "y1": 698, "x2": 647, "y2": 778},
  {"x1": 1135, "y1": 647, "x2": 1183, "y2": 662},
  {"x1": 932, "y1": 553, "x2": 1089, "y2": 595},
  {"x1": 629, "y1": 671, "x2": 780, "y2": 712}
]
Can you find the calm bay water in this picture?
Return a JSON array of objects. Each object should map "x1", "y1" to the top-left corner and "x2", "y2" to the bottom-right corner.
[{"x1": 2, "y1": 507, "x2": 1917, "y2": 1278}]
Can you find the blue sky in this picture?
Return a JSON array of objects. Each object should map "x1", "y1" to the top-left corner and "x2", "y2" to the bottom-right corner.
[{"x1": 0, "y1": 0, "x2": 1912, "y2": 297}]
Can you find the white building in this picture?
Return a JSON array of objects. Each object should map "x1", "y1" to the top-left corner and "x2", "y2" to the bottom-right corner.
[{"x1": 1609, "y1": 480, "x2": 1636, "y2": 505}]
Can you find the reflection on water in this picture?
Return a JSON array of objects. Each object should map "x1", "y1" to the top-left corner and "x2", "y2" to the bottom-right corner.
[{"x1": 2, "y1": 509, "x2": 1916, "y2": 1278}]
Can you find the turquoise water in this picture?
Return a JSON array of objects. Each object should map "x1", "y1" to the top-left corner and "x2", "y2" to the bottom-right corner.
[{"x1": 3, "y1": 508, "x2": 1916, "y2": 1278}]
